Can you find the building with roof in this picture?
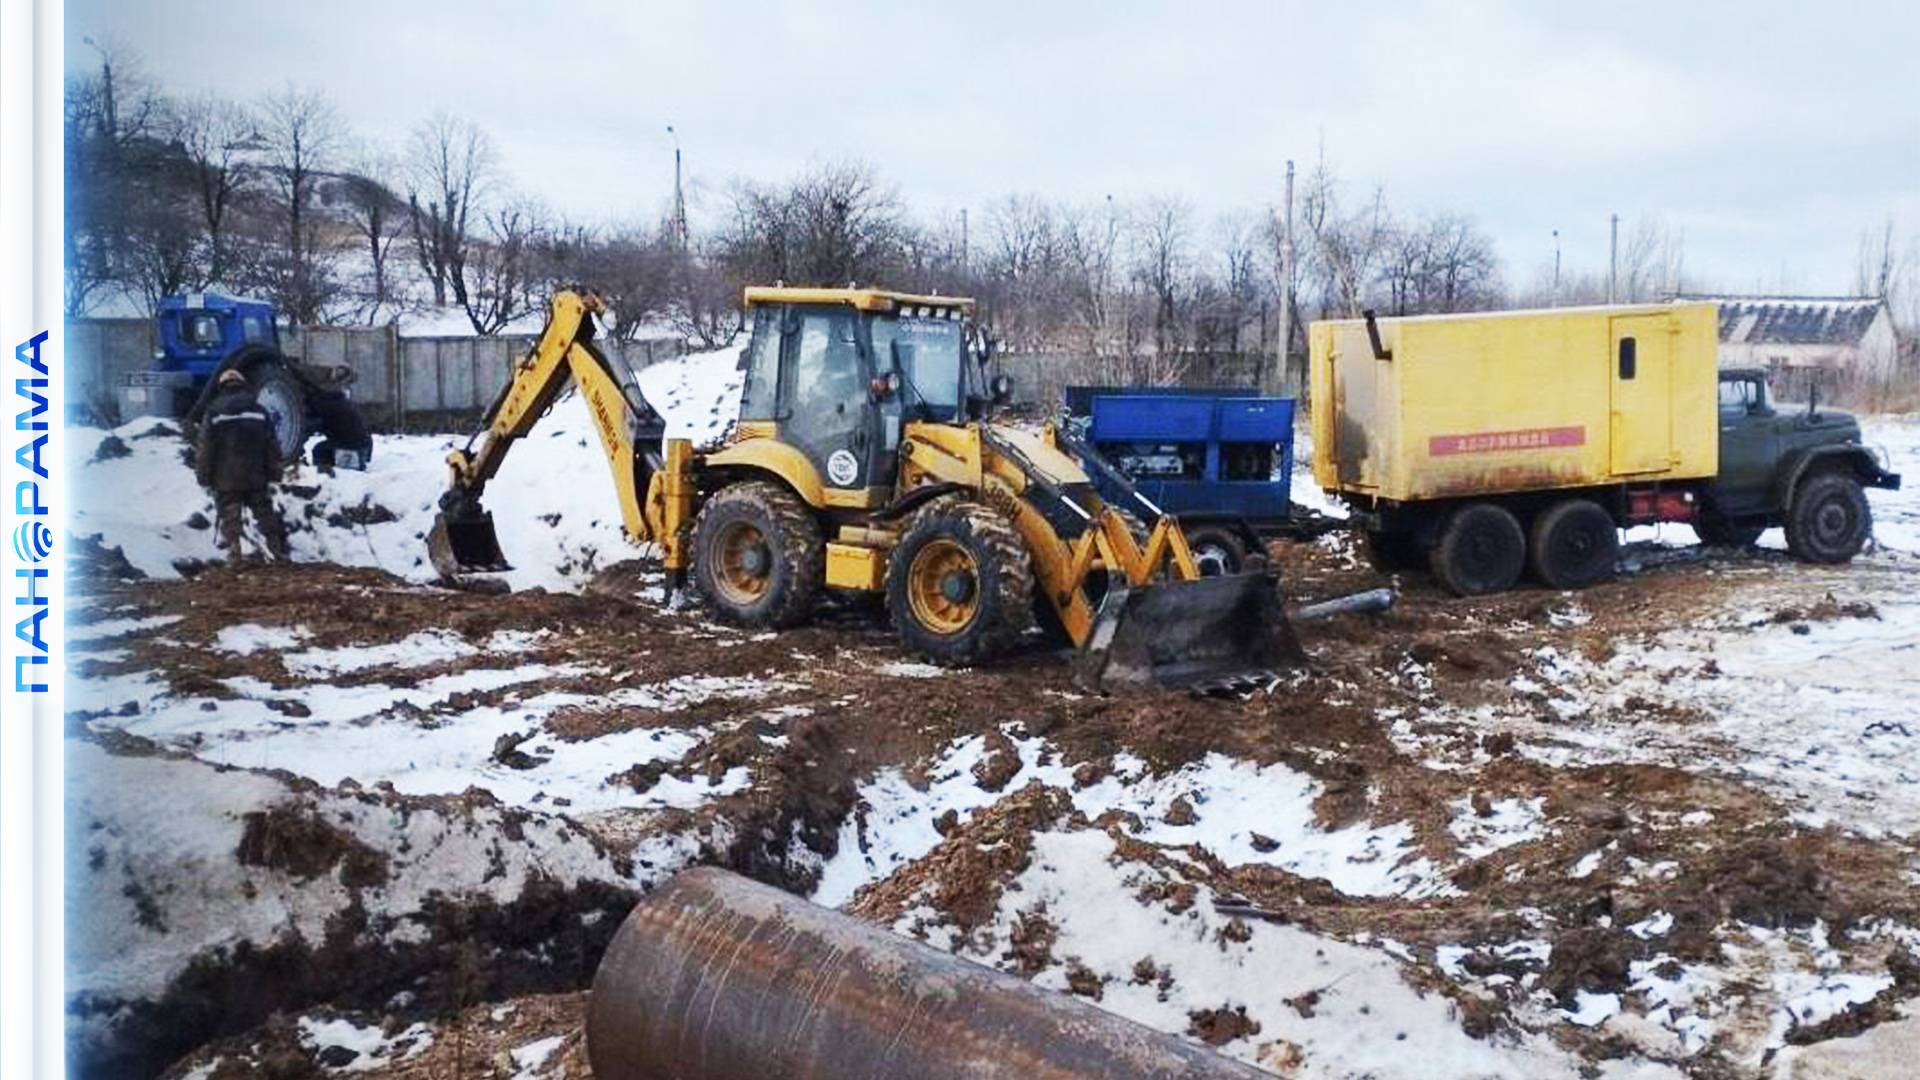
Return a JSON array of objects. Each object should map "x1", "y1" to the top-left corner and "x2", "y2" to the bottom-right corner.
[{"x1": 1688, "y1": 296, "x2": 1898, "y2": 384}]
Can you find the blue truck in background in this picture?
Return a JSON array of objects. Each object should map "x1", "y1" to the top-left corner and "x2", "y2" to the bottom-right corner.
[
  {"x1": 119, "y1": 292, "x2": 370, "y2": 469},
  {"x1": 1061, "y1": 386, "x2": 1325, "y2": 575}
]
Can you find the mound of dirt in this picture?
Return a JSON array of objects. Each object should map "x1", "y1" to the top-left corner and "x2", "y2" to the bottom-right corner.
[{"x1": 851, "y1": 782, "x2": 1078, "y2": 934}]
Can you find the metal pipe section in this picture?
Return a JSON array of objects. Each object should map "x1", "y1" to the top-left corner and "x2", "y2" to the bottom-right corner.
[
  {"x1": 1293, "y1": 587, "x2": 1396, "y2": 622},
  {"x1": 588, "y1": 867, "x2": 1271, "y2": 1080}
]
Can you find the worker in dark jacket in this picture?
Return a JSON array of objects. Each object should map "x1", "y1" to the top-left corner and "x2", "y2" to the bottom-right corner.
[{"x1": 195, "y1": 368, "x2": 291, "y2": 561}]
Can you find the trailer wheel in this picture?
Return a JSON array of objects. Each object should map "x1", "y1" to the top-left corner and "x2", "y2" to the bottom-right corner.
[
  {"x1": 1363, "y1": 530, "x2": 1426, "y2": 573},
  {"x1": 1527, "y1": 499, "x2": 1618, "y2": 589},
  {"x1": 889, "y1": 500, "x2": 1034, "y2": 666},
  {"x1": 1184, "y1": 525, "x2": 1247, "y2": 577},
  {"x1": 1784, "y1": 471, "x2": 1871, "y2": 564},
  {"x1": 692, "y1": 481, "x2": 824, "y2": 628},
  {"x1": 1430, "y1": 503, "x2": 1525, "y2": 596}
]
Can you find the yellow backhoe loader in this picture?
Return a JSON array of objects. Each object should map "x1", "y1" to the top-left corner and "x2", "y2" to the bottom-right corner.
[{"x1": 428, "y1": 288, "x2": 1302, "y2": 691}]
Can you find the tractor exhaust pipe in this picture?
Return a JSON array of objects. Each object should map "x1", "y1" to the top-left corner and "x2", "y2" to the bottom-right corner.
[{"x1": 587, "y1": 867, "x2": 1270, "y2": 1080}]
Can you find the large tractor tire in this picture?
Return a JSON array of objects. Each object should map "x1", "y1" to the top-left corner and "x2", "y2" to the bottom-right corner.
[
  {"x1": 1430, "y1": 502, "x2": 1526, "y2": 596},
  {"x1": 1184, "y1": 525, "x2": 1249, "y2": 577},
  {"x1": 1784, "y1": 471, "x2": 1871, "y2": 564},
  {"x1": 888, "y1": 499, "x2": 1034, "y2": 667},
  {"x1": 222, "y1": 347, "x2": 310, "y2": 463},
  {"x1": 692, "y1": 481, "x2": 824, "y2": 628},
  {"x1": 1526, "y1": 499, "x2": 1619, "y2": 589}
]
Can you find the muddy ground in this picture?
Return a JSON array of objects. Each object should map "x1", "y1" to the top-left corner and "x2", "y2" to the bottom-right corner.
[{"x1": 64, "y1": 529, "x2": 1919, "y2": 1079}]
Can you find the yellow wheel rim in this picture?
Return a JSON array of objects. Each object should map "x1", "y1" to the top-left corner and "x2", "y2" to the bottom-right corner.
[
  {"x1": 712, "y1": 521, "x2": 772, "y2": 606},
  {"x1": 906, "y1": 538, "x2": 980, "y2": 636}
]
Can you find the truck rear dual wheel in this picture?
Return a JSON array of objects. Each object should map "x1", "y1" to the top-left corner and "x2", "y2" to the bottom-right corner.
[
  {"x1": 1785, "y1": 471, "x2": 1871, "y2": 564},
  {"x1": 1430, "y1": 503, "x2": 1526, "y2": 596},
  {"x1": 692, "y1": 481, "x2": 824, "y2": 628},
  {"x1": 1527, "y1": 499, "x2": 1619, "y2": 590},
  {"x1": 889, "y1": 499, "x2": 1034, "y2": 666}
]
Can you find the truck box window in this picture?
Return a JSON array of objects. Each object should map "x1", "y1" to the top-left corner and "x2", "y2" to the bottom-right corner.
[{"x1": 1618, "y1": 337, "x2": 1637, "y2": 380}]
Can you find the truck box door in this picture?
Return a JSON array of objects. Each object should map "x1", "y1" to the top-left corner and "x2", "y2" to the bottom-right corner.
[{"x1": 1609, "y1": 315, "x2": 1672, "y2": 474}]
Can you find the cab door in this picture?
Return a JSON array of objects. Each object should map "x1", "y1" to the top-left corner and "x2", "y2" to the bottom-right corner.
[
  {"x1": 780, "y1": 306, "x2": 880, "y2": 495},
  {"x1": 1608, "y1": 315, "x2": 1673, "y2": 475}
]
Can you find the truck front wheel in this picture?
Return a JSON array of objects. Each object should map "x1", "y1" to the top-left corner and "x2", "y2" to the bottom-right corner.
[
  {"x1": 1431, "y1": 503, "x2": 1525, "y2": 596},
  {"x1": 1784, "y1": 472, "x2": 1871, "y2": 564},
  {"x1": 1527, "y1": 499, "x2": 1618, "y2": 589}
]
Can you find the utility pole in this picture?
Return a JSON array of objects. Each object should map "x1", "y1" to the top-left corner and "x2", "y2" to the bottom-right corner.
[
  {"x1": 1607, "y1": 213, "x2": 1619, "y2": 304},
  {"x1": 1552, "y1": 229, "x2": 1561, "y2": 307},
  {"x1": 667, "y1": 125, "x2": 687, "y2": 250},
  {"x1": 1273, "y1": 159, "x2": 1295, "y2": 395}
]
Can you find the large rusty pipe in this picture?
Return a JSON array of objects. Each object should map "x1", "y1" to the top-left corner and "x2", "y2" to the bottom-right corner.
[{"x1": 588, "y1": 867, "x2": 1270, "y2": 1079}]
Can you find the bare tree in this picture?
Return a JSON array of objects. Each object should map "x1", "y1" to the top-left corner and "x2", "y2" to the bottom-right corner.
[
  {"x1": 1299, "y1": 159, "x2": 1392, "y2": 318},
  {"x1": 407, "y1": 112, "x2": 495, "y2": 309},
  {"x1": 170, "y1": 91, "x2": 257, "y2": 286},
  {"x1": 255, "y1": 84, "x2": 346, "y2": 322},
  {"x1": 340, "y1": 150, "x2": 410, "y2": 324},
  {"x1": 1856, "y1": 216, "x2": 1901, "y2": 301},
  {"x1": 63, "y1": 38, "x2": 167, "y2": 313},
  {"x1": 1131, "y1": 195, "x2": 1192, "y2": 357},
  {"x1": 458, "y1": 197, "x2": 550, "y2": 334},
  {"x1": 717, "y1": 161, "x2": 911, "y2": 289}
]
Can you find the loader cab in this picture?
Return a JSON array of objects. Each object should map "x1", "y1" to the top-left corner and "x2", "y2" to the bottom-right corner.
[{"x1": 739, "y1": 288, "x2": 975, "y2": 498}]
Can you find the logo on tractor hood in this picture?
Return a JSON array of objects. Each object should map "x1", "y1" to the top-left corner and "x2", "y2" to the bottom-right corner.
[{"x1": 826, "y1": 449, "x2": 860, "y2": 487}]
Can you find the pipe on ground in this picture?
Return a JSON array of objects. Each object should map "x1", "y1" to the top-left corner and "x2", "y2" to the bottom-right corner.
[{"x1": 587, "y1": 867, "x2": 1270, "y2": 1079}]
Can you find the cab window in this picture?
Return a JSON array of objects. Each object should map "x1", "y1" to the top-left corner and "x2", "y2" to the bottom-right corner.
[
  {"x1": 1718, "y1": 377, "x2": 1766, "y2": 416},
  {"x1": 180, "y1": 313, "x2": 223, "y2": 348},
  {"x1": 870, "y1": 314, "x2": 963, "y2": 419},
  {"x1": 241, "y1": 316, "x2": 270, "y2": 344},
  {"x1": 784, "y1": 309, "x2": 863, "y2": 416},
  {"x1": 739, "y1": 306, "x2": 782, "y2": 420}
]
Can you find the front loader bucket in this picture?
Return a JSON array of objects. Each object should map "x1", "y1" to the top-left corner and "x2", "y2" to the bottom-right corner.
[
  {"x1": 1073, "y1": 570, "x2": 1305, "y2": 693},
  {"x1": 427, "y1": 497, "x2": 512, "y2": 580}
]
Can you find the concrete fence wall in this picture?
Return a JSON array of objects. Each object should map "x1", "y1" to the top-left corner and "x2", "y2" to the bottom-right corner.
[{"x1": 64, "y1": 318, "x2": 686, "y2": 431}]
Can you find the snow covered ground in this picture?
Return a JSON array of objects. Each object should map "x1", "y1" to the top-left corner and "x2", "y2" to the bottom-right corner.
[{"x1": 65, "y1": 399, "x2": 1920, "y2": 1078}]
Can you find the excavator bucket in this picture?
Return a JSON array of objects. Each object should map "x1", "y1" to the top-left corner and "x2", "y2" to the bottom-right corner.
[
  {"x1": 427, "y1": 495, "x2": 511, "y2": 579},
  {"x1": 1073, "y1": 568, "x2": 1305, "y2": 693}
]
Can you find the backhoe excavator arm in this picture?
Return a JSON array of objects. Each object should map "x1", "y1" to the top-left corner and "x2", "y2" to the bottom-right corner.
[{"x1": 428, "y1": 290, "x2": 695, "y2": 581}]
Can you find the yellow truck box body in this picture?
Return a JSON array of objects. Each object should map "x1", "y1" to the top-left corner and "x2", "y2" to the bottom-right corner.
[{"x1": 1310, "y1": 303, "x2": 1720, "y2": 502}]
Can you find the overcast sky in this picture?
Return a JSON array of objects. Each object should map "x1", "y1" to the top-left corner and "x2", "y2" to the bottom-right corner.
[{"x1": 68, "y1": 0, "x2": 1920, "y2": 295}]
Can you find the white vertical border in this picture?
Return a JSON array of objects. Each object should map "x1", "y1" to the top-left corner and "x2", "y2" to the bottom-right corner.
[
  {"x1": 1, "y1": 0, "x2": 64, "y2": 1076},
  {"x1": 36, "y1": 0, "x2": 66, "y2": 1074}
]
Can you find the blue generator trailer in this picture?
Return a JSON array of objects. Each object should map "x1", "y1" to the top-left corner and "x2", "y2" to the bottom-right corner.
[{"x1": 1062, "y1": 386, "x2": 1320, "y2": 574}]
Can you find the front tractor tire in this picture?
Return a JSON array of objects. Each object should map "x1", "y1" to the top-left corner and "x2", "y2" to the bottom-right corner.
[
  {"x1": 1430, "y1": 502, "x2": 1526, "y2": 596},
  {"x1": 219, "y1": 346, "x2": 311, "y2": 463},
  {"x1": 692, "y1": 481, "x2": 824, "y2": 628},
  {"x1": 1784, "y1": 471, "x2": 1872, "y2": 564},
  {"x1": 887, "y1": 499, "x2": 1034, "y2": 667},
  {"x1": 1527, "y1": 499, "x2": 1619, "y2": 590}
]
